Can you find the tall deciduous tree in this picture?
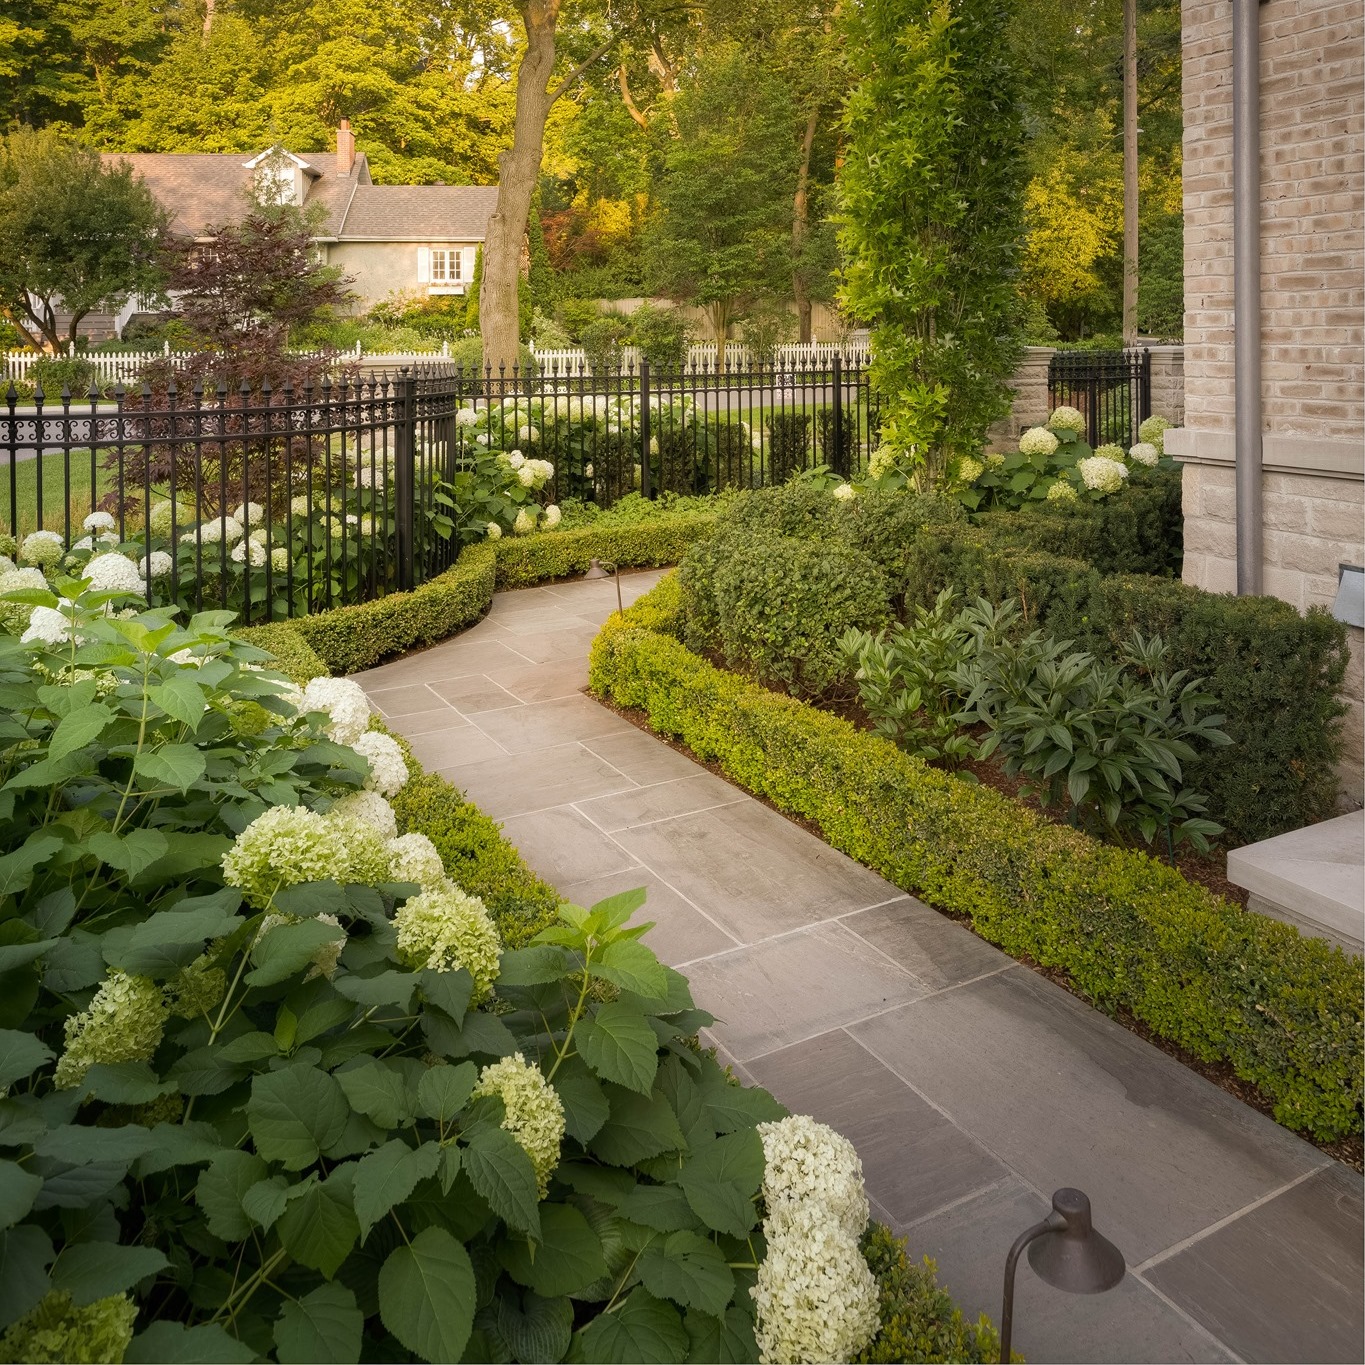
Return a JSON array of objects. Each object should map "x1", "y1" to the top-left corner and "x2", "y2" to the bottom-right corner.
[
  {"x1": 839, "y1": 0, "x2": 1027, "y2": 485},
  {"x1": 0, "y1": 129, "x2": 169, "y2": 350},
  {"x1": 644, "y1": 45, "x2": 798, "y2": 369}
]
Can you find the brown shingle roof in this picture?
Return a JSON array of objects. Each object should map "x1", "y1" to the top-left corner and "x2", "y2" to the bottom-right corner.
[{"x1": 103, "y1": 149, "x2": 496, "y2": 243}]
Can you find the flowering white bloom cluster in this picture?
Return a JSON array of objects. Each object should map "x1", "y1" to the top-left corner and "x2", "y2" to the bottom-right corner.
[
  {"x1": 752, "y1": 1115, "x2": 879, "y2": 1364},
  {"x1": 221, "y1": 805, "x2": 353, "y2": 907},
  {"x1": 330, "y1": 789, "x2": 399, "y2": 840},
  {"x1": 1018, "y1": 426, "x2": 1060, "y2": 458},
  {"x1": 290, "y1": 494, "x2": 314, "y2": 517},
  {"x1": 472, "y1": 1053, "x2": 566, "y2": 1197},
  {"x1": 388, "y1": 832, "x2": 446, "y2": 891},
  {"x1": 141, "y1": 551, "x2": 173, "y2": 579},
  {"x1": 957, "y1": 456, "x2": 985, "y2": 485},
  {"x1": 986, "y1": 452, "x2": 1006, "y2": 469},
  {"x1": 0, "y1": 555, "x2": 12, "y2": 575},
  {"x1": 184, "y1": 515, "x2": 244, "y2": 546},
  {"x1": 1093, "y1": 443, "x2": 1126, "y2": 464},
  {"x1": 517, "y1": 425, "x2": 538, "y2": 443},
  {"x1": 1047, "y1": 405, "x2": 1085, "y2": 434},
  {"x1": 1137, "y1": 414, "x2": 1170, "y2": 453},
  {"x1": 394, "y1": 880, "x2": 502, "y2": 1000},
  {"x1": 298, "y1": 676, "x2": 372, "y2": 746},
  {"x1": 231, "y1": 539, "x2": 267, "y2": 567},
  {"x1": 867, "y1": 446, "x2": 898, "y2": 480},
  {"x1": 1127, "y1": 441, "x2": 1160, "y2": 467},
  {"x1": 542, "y1": 504, "x2": 562, "y2": 530},
  {"x1": 513, "y1": 508, "x2": 536, "y2": 536},
  {"x1": 54, "y1": 970, "x2": 169, "y2": 1089},
  {"x1": 485, "y1": 521, "x2": 502, "y2": 540},
  {"x1": 83, "y1": 552, "x2": 145, "y2": 595},
  {"x1": 19, "y1": 530, "x2": 64, "y2": 568},
  {"x1": 1077, "y1": 455, "x2": 1129, "y2": 494},
  {"x1": 232, "y1": 502, "x2": 266, "y2": 526},
  {"x1": 1046, "y1": 479, "x2": 1079, "y2": 503},
  {"x1": 271, "y1": 547, "x2": 290, "y2": 572},
  {"x1": 455, "y1": 406, "x2": 480, "y2": 427},
  {"x1": 506, "y1": 450, "x2": 525, "y2": 469},
  {"x1": 83, "y1": 511, "x2": 116, "y2": 533},
  {"x1": 351, "y1": 731, "x2": 409, "y2": 797},
  {"x1": 832, "y1": 483, "x2": 856, "y2": 501},
  {"x1": 21, "y1": 603, "x2": 80, "y2": 647}
]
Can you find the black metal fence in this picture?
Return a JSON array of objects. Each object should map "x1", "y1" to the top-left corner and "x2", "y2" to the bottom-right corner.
[
  {"x1": 2, "y1": 358, "x2": 875, "y2": 625},
  {"x1": 1047, "y1": 349, "x2": 1152, "y2": 448}
]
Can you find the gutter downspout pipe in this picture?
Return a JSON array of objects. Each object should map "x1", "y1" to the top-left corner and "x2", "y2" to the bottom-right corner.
[{"x1": 1233, "y1": 0, "x2": 1264, "y2": 595}]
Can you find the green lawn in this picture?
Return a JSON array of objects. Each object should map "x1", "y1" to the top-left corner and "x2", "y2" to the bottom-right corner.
[{"x1": 4, "y1": 450, "x2": 123, "y2": 540}]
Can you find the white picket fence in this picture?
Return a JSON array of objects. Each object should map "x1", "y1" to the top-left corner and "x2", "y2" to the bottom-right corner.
[{"x1": 2, "y1": 338, "x2": 870, "y2": 389}]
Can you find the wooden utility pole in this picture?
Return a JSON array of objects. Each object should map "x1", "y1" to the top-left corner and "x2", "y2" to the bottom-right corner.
[{"x1": 1122, "y1": 0, "x2": 1139, "y2": 346}]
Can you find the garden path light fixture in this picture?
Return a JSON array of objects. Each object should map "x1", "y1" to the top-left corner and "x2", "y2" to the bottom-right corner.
[
  {"x1": 998, "y1": 1187, "x2": 1125, "y2": 1363},
  {"x1": 584, "y1": 558, "x2": 623, "y2": 618}
]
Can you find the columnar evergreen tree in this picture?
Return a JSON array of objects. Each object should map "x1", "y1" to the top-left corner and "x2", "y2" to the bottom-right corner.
[{"x1": 838, "y1": 0, "x2": 1027, "y2": 486}]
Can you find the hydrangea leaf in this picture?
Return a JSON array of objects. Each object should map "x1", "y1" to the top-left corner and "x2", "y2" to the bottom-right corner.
[
  {"x1": 378, "y1": 1226, "x2": 476, "y2": 1365},
  {"x1": 590, "y1": 1087, "x2": 686, "y2": 1168},
  {"x1": 135, "y1": 1120, "x2": 224, "y2": 1177},
  {"x1": 417, "y1": 967, "x2": 473, "y2": 1022},
  {"x1": 0, "y1": 1029, "x2": 53, "y2": 1087},
  {"x1": 37, "y1": 1123, "x2": 157, "y2": 1166},
  {"x1": 0, "y1": 834, "x2": 63, "y2": 897},
  {"x1": 696, "y1": 1065, "x2": 787, "y2": 1134},
  {"x1": 550, "y1": 1057, "x2": 609, "y2": 1144},
  {"x1": 500, "y1": 1204, "x2": 607, "y2": 1297},
  {"x1": 31, "y1": 1159, "x2": 128, "y2": 1211},
  {"x1": 495, "y1": 1289, "x2": 573, "y2": 1365},
  {"x1": 123, "y1": 1321, "x2": 256, "y2": 1363},
  {"x1": 49, "y1": 1241, "x2": 169, "y2": 1305},
  {"x1": 675, "y1": 1129, "x2": 763, "y2": 1238},
  {"x1": 614, "y1": 1184, "x2": 703, "y2": 1234},
  {"x1": 0, "y1": 1158, "x2": 42, "y2": 1231},
  {"x1": 683, "y1": 1305, "x2": 758, "y2": 1363},
  {"x1": 102, "y1": 900, "x2": 243, "y2": 977},
  {"x1": 591, "y1": 940, "x2": 669, "y2": 1000},
  {"x1": 335, "y1": 1059, "x2": 415, "y2": 1129},
  {"x1": 147, "y1": 675, "x2": 208, "y2": 730},
  {"x1": 246, "y1": 917, "x2": 347, "y2": 989},
  {"x1": 576, "y1": 1002, "x2": 659, "y2": 1095},
  {"x1": 77, "y1": 1062, "x2": 170, "y2": 1106},
  {"x1": 353, "y1": 1139, "x2": 442, "y2": 1241},
  {"x1": 461, "y1": 1127, "x2": 542, "y2": 1239},
  {"x1": 46, "y1": 705, "x2": 114, "y2": 761},
  {"x1": 586, "y1": 887, "x2": 648, "y2": 932},
  {"x1": 275, "y1": 1168, "x2": 360, "y2": 1278},
  {"x1": 498, "y1": 945, "x2": 573, "y2": 986},
  {"x1": 195, "y1": 1151, "x2": 269, "y2": 1242},
  {"x1": 132, "y1": 743, "x2": 206, "y2": 793},
  {"x1": 639, "y1": 1231, "x2": 734, "y2": 1318},
  {"x1": 241, "y1": 1175, "x2": 298, "y2": 1232},
  {"x1": 416, "y1": 1061, "x2": 477, "y2": 1122},
  {"x1": 0, "y1": 1224, "x2": 53, "y2": 1331},
  {"x1": 246, "y1": 1064, "x2": 349, "y2": 1170},
  {"x1": 274, "y1": 1281, "x2": 363, "y2": 1365},
  {"x1": 576, "y1": 1286, "x2": 688, "y2": 1364},
  {"x1": 334, "y1": 970, "x2": 416, "y2": 1011}
]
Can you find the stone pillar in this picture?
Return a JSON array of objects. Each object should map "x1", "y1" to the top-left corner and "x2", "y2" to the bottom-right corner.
[
  {"x1": 986, "y1": 346, "x2": 1055, "y2": 451},
  {"x1": 1146, "y1": 345, "x2": 1185, "y2": 426}
]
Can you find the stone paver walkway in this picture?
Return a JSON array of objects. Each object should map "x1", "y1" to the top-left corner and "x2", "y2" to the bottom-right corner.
[{"x1": 355, "y1": 572, "x2": 1365, "y2": 1365}]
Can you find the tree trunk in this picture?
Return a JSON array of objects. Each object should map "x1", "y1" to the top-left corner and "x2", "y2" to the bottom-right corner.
[
  {"x1": 1122, "y1": 0, "x2": 1139, "y2": 346},
  {"x1": 481, "y1": 2, "x2": 561, "y2": 372},
  {"x1": 203, "y1": 0, "x2": 215, "y2": 36},
  {"x1": 707, "y1": 300, "x2": 730, "y2": 375},
  {"x1": 792, "y1": 107, "x2": 820, "y2": 344}
]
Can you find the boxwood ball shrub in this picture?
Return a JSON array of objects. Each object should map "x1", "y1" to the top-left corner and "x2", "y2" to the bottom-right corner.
[{"x1": 590, "y1": 579, "x2": 1364, "y2": 1142}]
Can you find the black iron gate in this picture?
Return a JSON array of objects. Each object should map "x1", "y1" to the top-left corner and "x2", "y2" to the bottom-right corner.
[{"x1": 1047, "y1": 348, "x2": 1152, "y2": 448}]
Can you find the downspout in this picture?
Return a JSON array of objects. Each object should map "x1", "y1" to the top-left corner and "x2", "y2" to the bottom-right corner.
[{"x1": 1233, "y1": 0, "x2": 1263, "y2": 595}]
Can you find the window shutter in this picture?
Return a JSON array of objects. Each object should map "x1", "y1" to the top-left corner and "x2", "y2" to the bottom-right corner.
[
  {"x1": 417, "y1": 248, "x2": 431, "y2": 284},
  {"x1": 461, "y1": 247, "x2": 476, "y2": 283}
]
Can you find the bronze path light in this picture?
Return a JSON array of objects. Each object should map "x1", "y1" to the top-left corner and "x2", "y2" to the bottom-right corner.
[
  {"x1": 998, "y1": 1188, "x2": 1125, "y2": 1363},
  {"x1": 584, "y1": 558, "x2": 623, "y2": 618}
]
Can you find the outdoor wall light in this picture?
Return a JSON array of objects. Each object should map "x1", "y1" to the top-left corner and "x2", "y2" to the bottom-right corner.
[
  {"x1": 998, "y1": 1188, "x2": 1125, "y2": 1363},
  {"x1": 584, "y1": 558, "x2": 623, "y2": 618}
]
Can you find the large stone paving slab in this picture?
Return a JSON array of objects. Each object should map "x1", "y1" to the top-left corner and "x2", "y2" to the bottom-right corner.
[
  {"x1": 849, "y1": 967, "x2": 1328, "y2": 1264},
  {"x1": 610, "y1": 800, "x2": 902, "y2": 944},
  {"x1": 448, "y1": 743, "x2": 638, "y2": 820},
  {"x1": 895, "y1": 1177, "x2": 1234, "y2": 1364},
  {"x1": 498, "y1": 805, "x2": 641, "y2": 886},
  {"x1": 575, "y1": 773, "x2": 747, "y2": 832},
  {"x1": 841, "y1": 896, "x2": 1012, "y2": 991},
  {"x1": 469, "y1": 694, "x2": 636, "y2": 753},
  {"x1": 746, "y1": 1029, "x2": 1009, "y2": 1226},
  {"x1": 1146, "y1": 1162, "x2": 1365, "y2": 1364},
  {"x1": 683, "y1": 922, "x2": 928, "y2": 1060}
]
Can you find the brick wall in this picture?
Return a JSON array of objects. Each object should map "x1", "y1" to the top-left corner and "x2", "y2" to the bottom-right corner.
[{"x1": 1173, "y1": 0, "x2": 1364, "y2": 808}]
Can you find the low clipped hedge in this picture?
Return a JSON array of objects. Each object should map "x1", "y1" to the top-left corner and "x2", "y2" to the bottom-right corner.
[
  {"x1": 232, "y1": 620, "x2": 331, "y2": 682},
  {"x1": 589, "y1": 577, "x2": 1364, "y2": 1142},
  {"x1": 491, "y1": 513, "x2": 718, "y2": 588}
]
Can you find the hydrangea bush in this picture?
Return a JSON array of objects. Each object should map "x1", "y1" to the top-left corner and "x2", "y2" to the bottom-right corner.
[{"x1": 0, "y1": 576, "x2": 910, "y2": 1364}]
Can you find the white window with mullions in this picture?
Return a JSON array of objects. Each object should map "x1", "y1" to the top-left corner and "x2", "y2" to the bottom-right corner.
[{"x1": 418, "y1": 246, "x2": 469, "y2": 293}]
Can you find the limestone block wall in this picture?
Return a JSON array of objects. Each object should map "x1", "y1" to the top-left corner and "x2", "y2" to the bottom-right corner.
[
  {"x1": 985, "y1": 347, "x2": 1055, "y2": 450},
  {"x1": 1171, "y1": 0, "x2": 1365, "y2": 807},
  {"x1": 1147, "y1": 346, "x2": 1186, "y2": 426}
]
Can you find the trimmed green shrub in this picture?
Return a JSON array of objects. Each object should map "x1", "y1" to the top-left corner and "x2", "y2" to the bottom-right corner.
[
  {"x1": 492, "y1": 513, "x2": 717, "y2": 589},
  {"x1": 856, "y1": 1226, "x2": 1000, "y2": 1364},
  {"x1": 590, "y1": 586, "x2": 1364, "y2": 1140},
  {"x1": 233, "y1": 620, "x2": 331, "y2": 683}
]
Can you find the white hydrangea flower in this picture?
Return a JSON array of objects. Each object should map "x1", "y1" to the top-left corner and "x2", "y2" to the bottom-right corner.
[
  {"x1": 513, "y1": 508, "x2": 536, "y2": 536},
  {"x1": 232, "y1": 502, "x2": 266, "y2": 526},
  {"x1": 542, "y1": 504, "x2": 562, "y2": 529},
  {"x1": 472, "y1": 1053, "x2": 566, "y2": 1197},
  {"x1": 289, "y1": 494, "x2": 313, "y2": 517},
  {"x1": 517, "y1": 425, "x2": 538, "y2": 443},
  {"x1": 192, "y1": 515, "x2": 244, "y2": 545},
  {"x1": 393, "y1": 879, "x2": 502, "y2": 1002},
  {"x1": 248, "y1": 527, "x2": 269, "y2": 546},
  {"x1": 455, "y1": 407, "x2": 480, "y2": 427},
  {"x1": 1077, "y1": 456, "x2": 1129, "y2": 494},
  {"x1": 21, "y1": 604, "x2": 77, "y2": 647},
  {"x1": 758, "y1": 1115, "x2": 870, "y2": 1240},
  {"x1": 485, "y1": 521, "x2": 502, "y2": 540},
  {"x1": 54, "y1": 970, "x2": 169, "y2": 1090},
  {"x1": 141, "y1": 551, "x2": 173, "y2": 578},
  {"x1": 751, "y1": 1202, "x2": 880, "y2": 1365},
  {"x1": 1128, "y1": 441, "x2": 1160, "y2": 467},
  {"x1": 298, "y1": 677, "x2": 372, "y2": 746},
  {"x1": 270, "y1": 547, "x2": 290, "y2": 572},
  {"x1": 388, "y1": 832, "x2": 446, "y2": 891},
  {"x1": 357, "y1": 464, "x2": 388, "y2": 489},
  {"x1": 957, "y1": 456, "x2": 985, "y2": 484},
  {"x1": 230, "y1": 539, "x2": 267, "y2": 568},
  {"x1": 1137, "y1": 414, "x2": 1171, "y2": 453},
  {"x1": 530, "y1": 459, "x2": 554, "y2": 484},
  {"x1": 221, "y1": 805, "x2": 353, "y2": 908},
  {"x1": 83, "y1": 553, "x2": 145, "y2": 595},
  {"x1": 352, "y1": 731, "x2": 409, "y2": 797},
  {"x1": 1047, "y1": 405, "x2": 1085, "y2": 434},
  {"x1": 986, "y1": 451, "x2": 1006, "y2": 468},
  {"x1": 474, "y1": 434, "x2": 488, "y2": 447},
  {"x1": 307, "y1": 913, "x2": 345, "y2": 981},
  {"x1": 329, "y1": 789, "x2": 398, "y2": 840},
  {"x1": 1, "y1": 565, "x2": 49, "y2": 594},
  {"x1": 1093, "y1": 443, "x2": 1127, "y2": 464},
  {"x1": 867, "y1": 446, "x2": 898, "y2": 480},
  {"x1": 82, "y1": 511, "x2": 116, "y2": 533},
  {"x1": 506, "y1": 450, "x2": 526, "y2": 470},
  {"x1": 19, "y1": 530, "x2": 64, "y2": 568},
  {"x1": 517, "y1": 465, "x2": 537, "y2": 488},
  {"x1": 1018, "y1": 426, "x2": 1060, "y2": 457},
  {"x1": 69, "y1": 536, "x2": 94, "y2": 555},
  {"x1": 832, "y1": 483, "x2": 856, "y2": 501},
  {"x1": 1046, "y1": 479, "x2": 1079, "y2": 503},
  {"x1": 584, "y1": 463, "x2": 594, "y2": 479},
  {"x1": 0, "y1": 555, "x2": 13, "y2": 575}
]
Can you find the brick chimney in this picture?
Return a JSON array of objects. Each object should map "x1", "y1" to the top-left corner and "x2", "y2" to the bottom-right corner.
[{"x1": 336, "y1": 119, "x2": 354, "y2": 175}]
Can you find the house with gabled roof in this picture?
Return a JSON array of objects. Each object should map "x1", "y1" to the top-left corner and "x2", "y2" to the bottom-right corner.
[{"x1": 98, "y1": 122, "x2": 498, "y2": 332}]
